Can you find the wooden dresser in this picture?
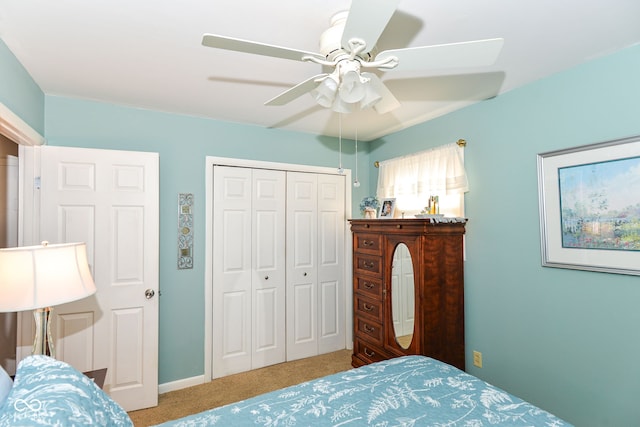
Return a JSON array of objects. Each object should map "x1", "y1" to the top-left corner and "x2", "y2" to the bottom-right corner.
[{"x1": 350, "y1": 218, "x2": 466, "y2": 370}]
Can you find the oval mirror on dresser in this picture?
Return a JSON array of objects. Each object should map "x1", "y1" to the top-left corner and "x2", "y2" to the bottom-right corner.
[{"x1": 391, "y1": 243, "x2": 415, "y2": 349}]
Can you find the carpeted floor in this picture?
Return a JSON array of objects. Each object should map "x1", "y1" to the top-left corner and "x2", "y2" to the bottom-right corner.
[{"x1": 128, "y1": 349, "x2": 353, "y2": 426}]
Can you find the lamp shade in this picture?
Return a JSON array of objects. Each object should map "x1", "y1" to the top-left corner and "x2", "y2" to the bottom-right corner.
[{"x1": 0, "y1": 242, "x2": 96, "y2": 312}]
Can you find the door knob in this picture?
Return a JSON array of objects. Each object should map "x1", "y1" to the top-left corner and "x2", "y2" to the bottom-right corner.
[{"x1": 145, "y1": 289, "x2": 155, "y2": 299}]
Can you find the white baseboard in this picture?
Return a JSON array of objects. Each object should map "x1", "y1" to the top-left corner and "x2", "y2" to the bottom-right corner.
[{"x1": 159, "y1": 375, "x2": 205, "y2": 395}]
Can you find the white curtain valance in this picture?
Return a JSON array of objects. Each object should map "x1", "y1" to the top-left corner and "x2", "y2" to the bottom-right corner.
[{"x1": 377, "y1": 142, "x2": 468, "y2": 200}]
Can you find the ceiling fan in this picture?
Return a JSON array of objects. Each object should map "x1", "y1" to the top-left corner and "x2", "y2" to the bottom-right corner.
[{"x1": 202, "y1": 0, "x2": 503, "y2": 114}]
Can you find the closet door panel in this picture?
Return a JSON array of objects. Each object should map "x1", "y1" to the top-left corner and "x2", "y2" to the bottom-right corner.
[
  {"x1": 213, "y1": 166, "x2": 252, "y2": 378},
  {"x1": 251, "y1": 169, "x2": 286, "y2": 368},
  {"x1": 286, "y1": 172, "x2": 318, "y2": 360},
  {"x1": 317, "y1": 174, "x2": 345, "y2": 353},
  {"x1": 213, "y1": 165, "x2": 346, "y2": 374}
]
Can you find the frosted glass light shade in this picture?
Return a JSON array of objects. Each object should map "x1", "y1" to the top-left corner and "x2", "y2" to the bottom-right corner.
[
  {"x1": 0, "y1": 242, "x2": 96, "y2": 312},
  {"x1": 339, "y1": 70, "x2": 366, "y2": 103},
  {"x1": 310, "y1": 76, "x2": 339, "y2": 108}
]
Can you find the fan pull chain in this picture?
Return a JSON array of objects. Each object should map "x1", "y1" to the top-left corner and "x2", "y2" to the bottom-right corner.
[
  {"x1": 338, "y1": 114, "x2": 344, "y2": 174},
  {"x1": 353, "y1": 128, "x2": 360, "y2": 187}
]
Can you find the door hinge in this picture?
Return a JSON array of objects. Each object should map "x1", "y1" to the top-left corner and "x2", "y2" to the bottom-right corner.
[{"x1": 34, "y1": 176, "x2": 41, "y2": 189}]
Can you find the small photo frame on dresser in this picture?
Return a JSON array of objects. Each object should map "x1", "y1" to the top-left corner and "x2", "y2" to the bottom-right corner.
[{"x1": 379, "y1": 198, "x2": 396, "y2": 219}]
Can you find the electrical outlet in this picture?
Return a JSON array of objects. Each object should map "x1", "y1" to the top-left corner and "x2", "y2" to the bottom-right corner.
[{"x1": 473, "y1": 350, "x2": 483, "y2": 368}]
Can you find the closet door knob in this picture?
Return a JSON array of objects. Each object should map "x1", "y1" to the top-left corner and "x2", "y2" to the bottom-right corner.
[
  {"x1": 303, "y1": 272, "x2": 307, "y2": 276},
  {"x1": 264, "y1": 276, "x2": 269, "y2": 280}
]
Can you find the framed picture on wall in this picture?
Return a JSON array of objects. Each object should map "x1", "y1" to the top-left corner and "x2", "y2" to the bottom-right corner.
[
  {"x1": 537, "y1": 135, "x2": 640, "y2": 276},
  {"x1": 379, "y1": 198, "x2": 396, "y2": 219}
]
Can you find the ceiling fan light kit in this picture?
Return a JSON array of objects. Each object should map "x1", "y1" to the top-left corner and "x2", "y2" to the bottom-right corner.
[
  {"x1": 201, "y1": 0, "x2": 503, "y2": 115},
  {"x1": 310, "y1": 59, "x2": 383, "y2": 113}
]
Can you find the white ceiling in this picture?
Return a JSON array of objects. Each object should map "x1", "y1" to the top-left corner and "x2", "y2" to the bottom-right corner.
[{"x1": 1, "y1": 0, "x2": 639, "y2": 141}]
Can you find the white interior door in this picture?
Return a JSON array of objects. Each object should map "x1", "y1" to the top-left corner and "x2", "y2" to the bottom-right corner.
[
  {"x1": 317, "y1": 174, "x2": 345, "y2": 353},
  {"x1": 212, "y1": 166, "x2": 252, "y2": 377},
  {"x1": 286, "y1": 172, "x2": 345, "y2": 360},
  {"x1": 28, "y1": 146, "x2": 159, "y2": 411},
  {"x1": 212, "y1": 166, "x2": 286, "y2": 377},
  {"x1": 251, "y1": 169, "x2": 286, "y2": 369},
  {"x1": 286, "y1": 172, "x2": 318, "y2": 360},
  {"x1": 206, "y1": 157, "x2": 350, "y2": 379}
]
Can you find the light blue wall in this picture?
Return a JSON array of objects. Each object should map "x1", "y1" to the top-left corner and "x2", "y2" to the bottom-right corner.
[
  {"x1": 0, "y1": 39, "x2": 44, "y2": 135},
  {"x1": 43, "y1": 96, "x2": 371, "y2": 384},
  {"x1": 369, "y1": 44, "x2": 640, "y2": 427}
]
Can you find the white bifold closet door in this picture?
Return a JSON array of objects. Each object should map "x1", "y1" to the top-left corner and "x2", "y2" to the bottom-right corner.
[
  {"x1": 212, "y1": 166, "x2": 286, "y2": 378},
  {"x1": 286, "y1": 172, "x2": 345, "y2": 361},
  {"x1": 212, "y1": 167, "x2": 345, "y2": 377}
]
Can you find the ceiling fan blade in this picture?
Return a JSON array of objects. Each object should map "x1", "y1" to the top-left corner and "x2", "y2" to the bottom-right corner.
[
  {"x1": 264, "y1": 74, "x2": 329, "y2": 106},
  {"x1": 341, "y1": 0, "x2": 400, "y2": 53},
  {"x1": 376, "y1": 38, "x2": 504, "y2": 72},
  {"x1": 202, "y1": 34, "x2": 324, "y2": 62},
  {"x1": 362, "y1": 73, "x2": 400, "y2": 114}
]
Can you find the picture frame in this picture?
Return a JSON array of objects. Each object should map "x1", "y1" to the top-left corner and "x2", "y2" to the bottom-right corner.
[
  {"x1": 379, "y1": 198, "x2": 396, "y2": 219},
  {"x1": 537, "y1": 135, "x2": 640, "y2": 276}
]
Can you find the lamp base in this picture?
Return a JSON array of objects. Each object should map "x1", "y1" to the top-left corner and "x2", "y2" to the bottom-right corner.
[{"x1": 33, "y1": 307, "x2": 55, "y2": 357}]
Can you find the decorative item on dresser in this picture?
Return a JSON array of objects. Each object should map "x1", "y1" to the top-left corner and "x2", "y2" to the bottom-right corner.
[{"x1": 349, "y1": 218, "x2": 467, "y2": 370}]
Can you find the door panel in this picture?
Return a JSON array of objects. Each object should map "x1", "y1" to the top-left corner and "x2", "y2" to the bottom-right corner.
[
  {"x1": 55, "y1": 311, "x2": 94, "y2": 368},
  {"x1": 292, "y1": 283, "x2": 314, "y2": 343},
  {"x1": 34, "y1": 146, "x2": 159, "y2": 411},
  {"x1": 213, "y1": 166, "x2": 252, "y2": 377},
  {"x1": 213, "y1": 166, "x2": 345, "y2": 371},
  {"x1": 286, "y1": 172, "x2": 318, "y2": 360},
  {"x1": 213, "y1": 167, "x2": 286, "y2": 376},
  {"x1": 251, "y1": 169, "x2": 285, "y2": 369},
  {"x1": 317, "y1": 174, "x2": 345, "y2": 353}
]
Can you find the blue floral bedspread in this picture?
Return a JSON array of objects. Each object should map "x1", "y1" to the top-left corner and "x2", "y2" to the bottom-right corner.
[
  {"x1": 156, "y1": 355, "x2": 571, "y2": 426},
  {"x1": 0, "y1": 355, "x2": 132, "y2": 426}
]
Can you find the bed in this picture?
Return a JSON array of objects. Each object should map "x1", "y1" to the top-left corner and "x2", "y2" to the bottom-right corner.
[
  {"x1": 0, "y1": 355, "x2": 572, "y2": 426},
  {"x1": 154, "y1": 355, "x2": 571, "y2": 426}
]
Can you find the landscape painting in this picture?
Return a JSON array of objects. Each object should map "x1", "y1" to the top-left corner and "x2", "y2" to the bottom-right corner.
[{"x1": 558, "y1": 156, "x2": 640, "y2": 251}]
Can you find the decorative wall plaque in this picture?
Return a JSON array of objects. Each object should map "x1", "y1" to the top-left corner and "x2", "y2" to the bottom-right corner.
[{"x1": 178, "y1": 193, "x2": 194, "y2": 269}]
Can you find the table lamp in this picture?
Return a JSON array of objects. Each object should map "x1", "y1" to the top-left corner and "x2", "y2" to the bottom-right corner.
[{"x1": 0, "y1": 241, "x2": 97, "y2": 357}]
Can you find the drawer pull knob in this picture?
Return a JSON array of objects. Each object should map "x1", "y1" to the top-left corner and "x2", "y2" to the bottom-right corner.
[
  {"x1": 364, "y1": 282, "x2": 374, "y2": 289},
  {"x1": 363, "y1": 261, "x2": 375, "y2": 269},
  {"x1": 364, "y1": 348, "x2": 375, "y2": 357},
  {"x1": 364, "y1": 324, "x2": 375, "y2": 333},
  {"x1": 362, "y1": 240, "x2": 374, "y2": 247},
  {"x1": 363, "y1": 303, "x2": 374, "y2": 311}
]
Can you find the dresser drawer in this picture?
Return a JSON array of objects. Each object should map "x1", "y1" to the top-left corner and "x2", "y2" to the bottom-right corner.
[
  {"x1": 354, "y1": 294, "x2": 382, "y2": 322},
  {"x1": 354, "y1": 275, "x2": 383, "y2": 299},
  {"x1": 353, "y1": 338, "x2": 389, "y2": 364},
  {"x1": 354, "y1": 254, "x2": 382, "y2": 277},
  {"x1": 355, "y1": 317, "x2": 383, "y2": 346},
  {"x1": 353, "y1": 233, "x2": 382, "y2": 255}
]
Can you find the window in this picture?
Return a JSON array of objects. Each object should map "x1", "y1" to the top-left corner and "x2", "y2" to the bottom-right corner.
[{"x1": 376, "y1": 142, "x2": 468, "y2": 217}]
